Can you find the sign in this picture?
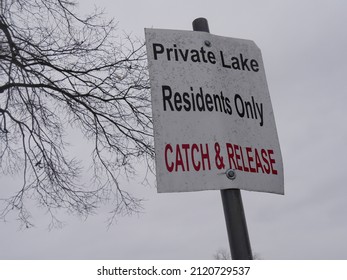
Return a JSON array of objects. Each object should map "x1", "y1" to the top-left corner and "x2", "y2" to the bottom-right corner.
[{"x1": 145, "y1": 28, "x2": 284, "y2": 194}]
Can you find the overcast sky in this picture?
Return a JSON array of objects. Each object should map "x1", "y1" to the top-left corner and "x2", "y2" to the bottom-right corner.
[{"x1": 1, "y1": 0, "x2": 347, "y2": 260}]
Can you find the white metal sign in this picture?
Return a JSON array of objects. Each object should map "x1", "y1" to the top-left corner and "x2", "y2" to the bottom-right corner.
[{"x1": 145, "y1": 28, "x2": 284, "y2": 194}]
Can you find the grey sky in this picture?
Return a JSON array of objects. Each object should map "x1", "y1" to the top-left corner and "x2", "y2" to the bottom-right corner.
[{"x1": 1, "y1": 0, "x2": 347, "y2": 260}]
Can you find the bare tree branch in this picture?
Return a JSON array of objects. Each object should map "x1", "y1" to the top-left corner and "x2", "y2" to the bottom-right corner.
[{"x1": 0, "y1": 0, "x2": 154, "y2": 228}]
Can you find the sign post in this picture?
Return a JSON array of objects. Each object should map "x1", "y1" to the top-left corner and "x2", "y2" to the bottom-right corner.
[
  {"x1": 192, "y1": 17, "x2": 252, "y2": 260},
  {"x1": 145, "y1": 18, "x2": 283, "y2": 260}
]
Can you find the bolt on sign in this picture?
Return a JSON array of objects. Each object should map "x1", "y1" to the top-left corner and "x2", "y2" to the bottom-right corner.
[{"x1": 145, "y1": 28, "x2": 284, "y2": 194}]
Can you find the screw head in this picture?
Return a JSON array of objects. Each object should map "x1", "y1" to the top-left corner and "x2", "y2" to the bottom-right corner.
[
  {"x1": 204, "y1": 40, "x2": 211, "y2": 47},
  {"x1": 226, "y1": 169, "x2": 236, "y2": 180}
]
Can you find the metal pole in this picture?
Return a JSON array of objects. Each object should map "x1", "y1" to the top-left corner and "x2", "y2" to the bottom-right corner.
[
  {"x1": 220, "y1": 189, "x2": 253, "y2": 260},
  {"x1": 192, "y1": 17, "x2": 210, "y2": 33},
  {"x1": 192, "y1": 18, "x2": 253, "y2": 260}
]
